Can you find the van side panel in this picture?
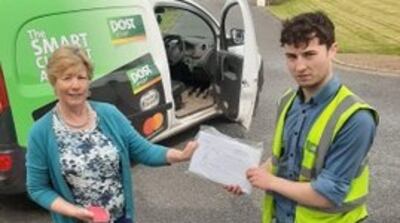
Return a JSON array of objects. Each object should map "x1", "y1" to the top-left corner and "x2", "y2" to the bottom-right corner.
[
  {"x1": 0, "y1": 0, "x2": 173, "y2": 194},
  {"x1": 10, "y1": 5, "x2": 170, "y2": 146}
]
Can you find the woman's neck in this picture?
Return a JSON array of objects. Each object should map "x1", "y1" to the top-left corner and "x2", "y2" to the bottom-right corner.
[
  {"x1": 58, "y1": 102, "x2": 87, "y2": 116},
  {"x1": 57, "y1": 102, "x2": 90, "y2": 129}
]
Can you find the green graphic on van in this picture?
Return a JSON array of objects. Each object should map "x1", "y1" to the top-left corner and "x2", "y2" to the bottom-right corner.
[
  {"x1": 27, "y1": 30, "x2": 92, "y2": 82},
  {"x1": 127, "y1": 54, "x2": 161, "y2": 94},
  {"x1": 108, "y1": 15, "x2": 146, "y2": 45},
  {"x1": 16, "y1": 9, "x2": 150, "y2": 85}
]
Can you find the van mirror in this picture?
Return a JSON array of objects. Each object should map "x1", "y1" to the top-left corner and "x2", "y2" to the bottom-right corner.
[
  {"x1": 155, "y1": 7, "x2": 165, "y2": 14},
  {"x1": 230, "y1": 28, "x2": 244, "y2": 45},
  {"x1": 155, "y1": 7, "x2": 165, "y2": 24}
]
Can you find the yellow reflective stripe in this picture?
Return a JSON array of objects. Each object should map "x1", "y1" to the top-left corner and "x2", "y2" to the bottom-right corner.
[
  {"x1": 276, "y1": 89, "x2": 296, "y2": 124},
  {"x1": 262, "y1": 193, "x2": 274, "y2": 223},
  {"x1": 271, "y1": 155, "x2": 279, "y2": 166},
  {"x1": 264, "y1": 89, "x2": 296, "y2": 223},
  {"x1": 299, "y1": 167, "x2": 313, "y2": 180},
  {"x1": 272, "y1": 90, "x2": 296, "y2": 159},
  {"x1": 301, "y1": 86, "x2": 350, "y2": 171},
  {"x1": 344, "y1": 166, "x2": 369, "y2": 202},
  {"x1": 324, "y1": 197, "x2": 367, "y2": 213},
  {"x1": 306, "y1": 86, "x2": 350, "y2": 148},
  {"x1": 311, "y1": 167, "x2": 369, "y2": 213},
  {"x1": 297, "y1": 166, "x2": 369, "y2": 215},
  {"x1": 271, "y1": 155, "x2": 279, "y2": 175},
  {"x1": 355, "y1": 158, "x2": 368, "y2": 178},
  {"x1": 301, "y1": 86, "x2": 364, "y2": 175},
  {"x1": 333, "y1": 103, "x2": 379, "y2": 137},
  {"x1": 314, "y1": 95, "x2": 359, "y2": 176},
  {"x1": 301, "y1": 140, "x2": 317, "y2": 180},
  {"x1": 296, "y1": 204, "x2": 368, "y2": 222},
  {"x1": 299, "y1": 168, "x2": 369, "y2": 213},
  {"x1": 302, "y1": 196, "x2": 367, "y2": 214}
]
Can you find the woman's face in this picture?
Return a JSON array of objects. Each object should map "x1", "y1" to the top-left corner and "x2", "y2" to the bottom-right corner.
[{"x1": 54, "y1": 63, "x2": 89, "y2": 108}]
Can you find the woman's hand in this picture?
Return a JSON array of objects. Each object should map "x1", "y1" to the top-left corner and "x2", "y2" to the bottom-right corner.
[
  {"x1": 166, "y1": 140, "x2": 198, "y2": 164},
  {"x1": 73, "y1": 207, "x2": 94, "y2": 222},
  {"x1": 180, "y1": 140, "x2": 198, "y2": 161},
  {"x1": 223, "y1": 184, "x2": 244, "y2": 196},
  {"x1": 50, "y1": 197, "x2": 94, "y2": 222}
]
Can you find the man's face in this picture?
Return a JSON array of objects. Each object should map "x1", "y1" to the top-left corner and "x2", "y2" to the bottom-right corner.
[{"x1": 284, "y1": 37, "x2": 337, "y2": 91}]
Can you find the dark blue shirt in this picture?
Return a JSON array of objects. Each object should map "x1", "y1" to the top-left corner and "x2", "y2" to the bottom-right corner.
[{"x1": 274, "y1": 77, "x2": 377, "y2": 223}]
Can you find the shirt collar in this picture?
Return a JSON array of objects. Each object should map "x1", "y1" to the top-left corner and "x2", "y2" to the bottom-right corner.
[{"x1": 297, "y1": 76, "x2": 341, "y2": 105}]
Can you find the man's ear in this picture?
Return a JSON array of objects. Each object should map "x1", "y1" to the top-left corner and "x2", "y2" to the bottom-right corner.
[{"x1": 329, "y1": 42, "x2": 338, "y2": 58}]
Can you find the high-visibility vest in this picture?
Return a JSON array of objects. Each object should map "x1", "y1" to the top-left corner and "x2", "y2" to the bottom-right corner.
[{"x1": 262, "y1": 85, "x2": 379, "y2": 223}]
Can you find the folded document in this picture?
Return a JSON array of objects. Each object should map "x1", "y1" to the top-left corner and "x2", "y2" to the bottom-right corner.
[{"x1": 188, "y1": 126, "x2": 263, "y2": 194}]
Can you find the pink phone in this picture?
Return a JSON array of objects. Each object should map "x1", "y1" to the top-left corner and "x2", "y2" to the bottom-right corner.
[{"x1": 87, "y1": 206, "x2": 110, "y2": 223}]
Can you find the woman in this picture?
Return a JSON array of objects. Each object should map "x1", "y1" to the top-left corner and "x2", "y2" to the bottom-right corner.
[{"x1": 26, "y1": 45, "x2": 197, "y2": 223}]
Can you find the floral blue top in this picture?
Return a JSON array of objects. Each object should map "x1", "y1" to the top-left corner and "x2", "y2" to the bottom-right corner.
[
  {"x1": 27, "y1": 102, "x2": 168, "y2": 223},
  {"x1": 53, "y1": 108, "x2": 124, "y2": 221}
]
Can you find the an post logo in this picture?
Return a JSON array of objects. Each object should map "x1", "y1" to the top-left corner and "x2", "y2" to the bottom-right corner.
[
  {"x1": 108, "y1": 15, "x2": 146, "y2": 45},
  {"x1": 127, "y1": 55, "x2": 161, "y2": 94},
  {"x1": 110, "y1": 17, "x2": 135, "y2": 33}
]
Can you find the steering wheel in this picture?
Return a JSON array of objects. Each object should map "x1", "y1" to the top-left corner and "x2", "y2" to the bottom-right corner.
[{"x1": 163, "y1": 34, "x2": 185, "y2": 66}]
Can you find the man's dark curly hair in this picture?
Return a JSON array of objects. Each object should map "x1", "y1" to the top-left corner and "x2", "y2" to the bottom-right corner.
[{"x1": 280, "y1": 11, "x2": 335, "y2": 49}]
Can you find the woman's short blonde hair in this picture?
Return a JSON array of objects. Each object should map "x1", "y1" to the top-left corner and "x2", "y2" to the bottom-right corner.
[{"x1": 46, "y1": 45, "x2": 94, "y2": 86}]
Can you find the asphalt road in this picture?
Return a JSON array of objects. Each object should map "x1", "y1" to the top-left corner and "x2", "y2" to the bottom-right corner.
[
  {"x1": 135, "y1": 1, "x2": 400, "y2": 223},
  {"x1": 1, "y1": 1, "x2": 399, "y2": 223}
]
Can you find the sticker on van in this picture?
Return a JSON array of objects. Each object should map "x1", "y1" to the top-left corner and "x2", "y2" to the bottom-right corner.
[
  {"x1": 108, "y1": 15, "x2": 146, "y2": 45},
  {"x1": 27, "y1": 29, "x2": 92, "y2": 82},
  {"x1": 140, "y1": 89, "x2": 160, "y2": 111},
  {"x1": 126, "y1": 53, "x2": 161, "y2": 94},
  {"x1": 16, "y1": 9, "x2": 151, "y2": 86}
]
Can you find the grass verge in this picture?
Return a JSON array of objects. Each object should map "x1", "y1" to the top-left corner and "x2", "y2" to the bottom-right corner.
[{"x1": 268, "y1": 0, "x2": 400, "y2": 55}]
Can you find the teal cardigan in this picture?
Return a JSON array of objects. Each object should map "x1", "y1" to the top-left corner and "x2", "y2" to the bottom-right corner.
[{"x1": 26, "y1": 101, "x2": 168, "y2": 223}]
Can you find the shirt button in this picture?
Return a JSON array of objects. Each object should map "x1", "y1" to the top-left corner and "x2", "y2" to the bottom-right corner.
[
  {"x1": 302, "y1": 109, "x2": 306, "y2": 114},
  {"x1": 289, "y1": 153, "x2": 294, "y2": 157},
  {"x1": 289, "y1": 173, "x2": 293, "y2": 178},
  {"x1": 287, "y1": 213, "x2": 291, "y2": 217},
  {"x1": 294, "y1": 132, "x2": 298, "y2": 135}
]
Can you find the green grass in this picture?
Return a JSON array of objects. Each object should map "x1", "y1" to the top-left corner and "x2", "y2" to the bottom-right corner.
[
  {"x1": 268, "y1": 0, "x2": 400, "y2": 55},
  {"x1": 158, "y1": 9, "x2": 182, "y2": 33}
]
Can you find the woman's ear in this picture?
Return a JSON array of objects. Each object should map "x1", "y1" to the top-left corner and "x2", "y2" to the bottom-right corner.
[{"x1": 86, "y1": 89, "x2": 91, "y2": 98}]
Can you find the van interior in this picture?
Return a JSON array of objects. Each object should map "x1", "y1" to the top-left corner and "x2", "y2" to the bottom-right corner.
[{"x1": 156, "y1": 6, "x2": 219, "y2": 118}]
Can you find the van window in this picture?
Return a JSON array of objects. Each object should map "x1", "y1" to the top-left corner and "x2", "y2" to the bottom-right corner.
[
  {"x1": 155, "y1": 7, "x2": 218, "y2": 118},
  {"x1": 157, "y1": 8, "x2": 215, "y2": 47}
]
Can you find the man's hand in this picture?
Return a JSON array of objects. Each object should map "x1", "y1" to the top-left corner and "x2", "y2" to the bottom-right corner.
[
  {"x1": 224, "y1": 157, "x2": 274, "y2": 195},
  {"x1": 260, "y1": 157, "x2": 272, "y2": 172},
  {"x1": 246, "y1": 167, "x2": 272, "y2": 190},
  {"x1": 246, "y1": 159, "x2": 275, "y2": 190}
]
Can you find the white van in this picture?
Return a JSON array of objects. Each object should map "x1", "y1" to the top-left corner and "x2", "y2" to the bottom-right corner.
[{"x1": 0, "y1": 0, "x2": 263, "y2": 194}]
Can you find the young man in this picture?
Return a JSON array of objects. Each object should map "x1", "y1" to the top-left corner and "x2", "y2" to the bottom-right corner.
[{"x1": 226, "y1": 11, "x2": 379, "y2": 222}]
